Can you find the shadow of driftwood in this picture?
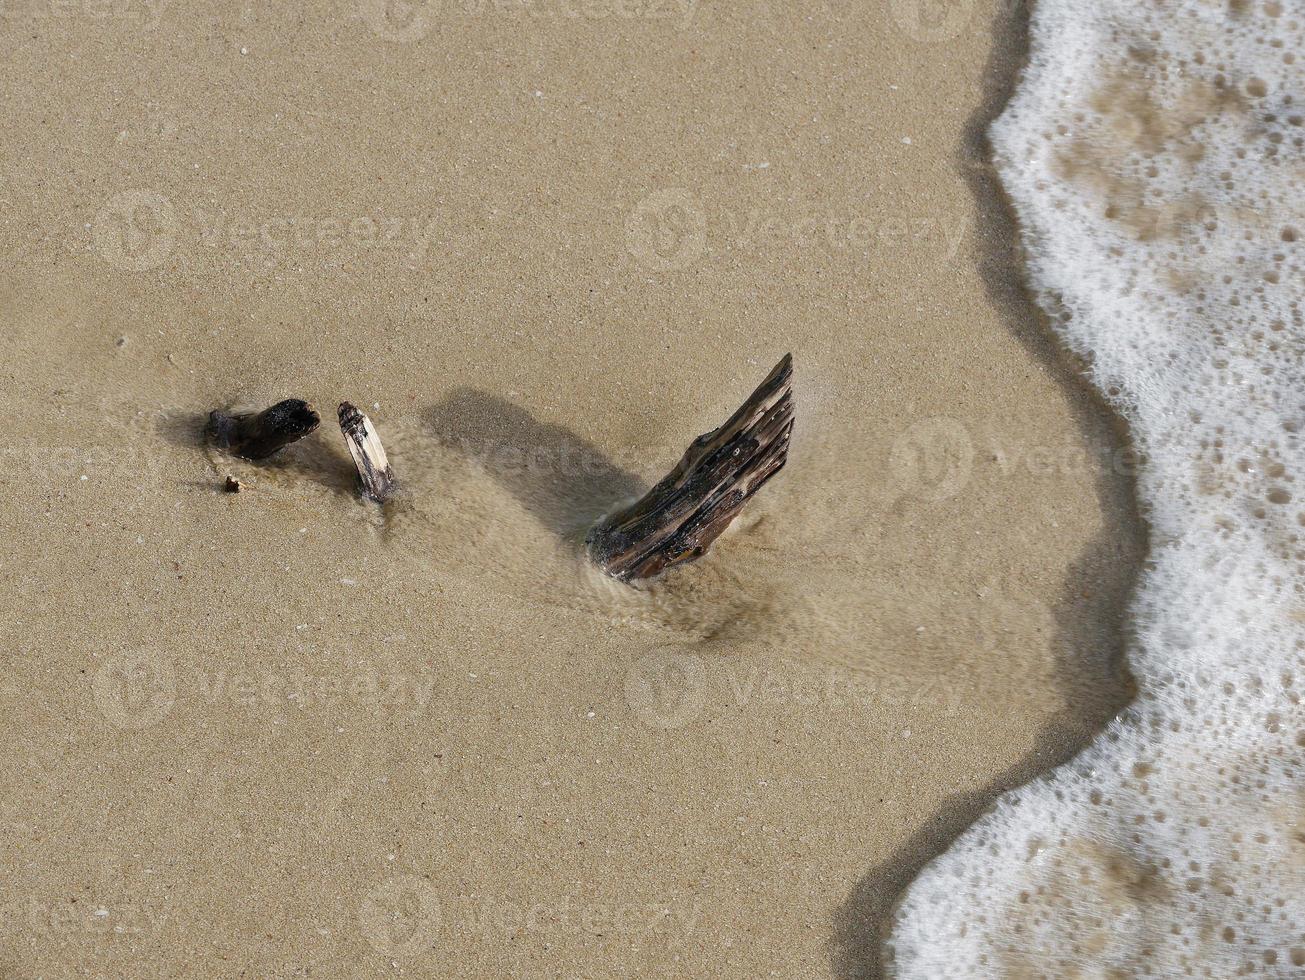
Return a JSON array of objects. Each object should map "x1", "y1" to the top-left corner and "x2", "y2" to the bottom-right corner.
[
  {"x1": 251, "y1": 434, "x2": 360, "y2": 498},
  {"x1": 426, "y1": 388, "x2": 645, "y2": 536},
  {"x1": 155, "y1": 409, "x2": 208, "y2": 453},
  {"x1": 830, "y1": 2, "x2": 1147, "y2": 976}
]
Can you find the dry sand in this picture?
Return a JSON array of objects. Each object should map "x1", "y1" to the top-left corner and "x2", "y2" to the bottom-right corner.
[{"x1": 0, "y1": 1, "x2": 1143, "y2": 976}]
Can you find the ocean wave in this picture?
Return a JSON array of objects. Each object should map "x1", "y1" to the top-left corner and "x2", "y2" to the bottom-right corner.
[{"x1": 889, "y1": 0, "x2": 1304, "y2": 975}]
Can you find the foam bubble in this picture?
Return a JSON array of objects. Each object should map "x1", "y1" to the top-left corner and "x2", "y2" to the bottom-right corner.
[{"x1": 889, "y1": 0, "x2": 1305, "y2": 975}]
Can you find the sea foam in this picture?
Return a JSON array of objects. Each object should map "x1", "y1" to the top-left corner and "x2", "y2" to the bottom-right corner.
[{"x1": 889, "y1": 0, "x2": 1304, "y2": 975}]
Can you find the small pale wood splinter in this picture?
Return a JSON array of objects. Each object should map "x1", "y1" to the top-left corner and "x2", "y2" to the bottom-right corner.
[
  {"x1": 586, "y1": 353, "x2": 795, "y2": 582},
  {"x1": 338, "y1": 402, "x2": 397, "y2": 503},
  {"x1": 209, "y1": 399, "x2": 320, "y2": 460}
]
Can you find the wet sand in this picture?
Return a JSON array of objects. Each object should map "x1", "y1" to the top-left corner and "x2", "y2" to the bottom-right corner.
[{"x1": 0, "y1": 1, "x2": 1142, "y2": 976}]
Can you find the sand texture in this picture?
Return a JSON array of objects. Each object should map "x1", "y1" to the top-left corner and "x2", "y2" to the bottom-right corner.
[{"x1": 0, "y1": 1, "x2": 1142, "y2": 976}]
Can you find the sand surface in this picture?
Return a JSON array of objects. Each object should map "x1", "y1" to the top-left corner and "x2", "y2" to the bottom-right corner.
[{"x1": 0, "y1": 1, "x2": 1143, "y2": 976}]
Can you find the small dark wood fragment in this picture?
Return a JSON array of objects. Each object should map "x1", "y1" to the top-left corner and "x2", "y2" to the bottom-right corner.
[
  {"x1": 586, "y1": 353, "x2": 794, "y2": 582},
  {"x1": 208, "y1": 399, "x2": 320, "y2": 460},
  {"x1": 339, "y1": 402, "x2": 397, "y2": 503}
]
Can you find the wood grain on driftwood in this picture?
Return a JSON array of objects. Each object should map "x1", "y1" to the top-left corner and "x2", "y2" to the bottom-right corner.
[
  {"x1": 586, "y1": 353, "x2": 794, "y2": 582},
  {"x1": 208, "y1": 399, "x2": 320, "y2": 460},
  {"x1": 338, "y1": 402, "x2": 397, "y2": 503}
]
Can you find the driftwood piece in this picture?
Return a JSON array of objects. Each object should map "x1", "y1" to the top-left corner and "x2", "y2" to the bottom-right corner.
[
  {"x1": 339, "y1": 402, "x2": 397, "y2": 503},
  {"x1": 586, "y1": 353, "x2": 794, "y2": 582},
  {"x1": 208, "y1": 399, "x2": 320, "y2": 460}
]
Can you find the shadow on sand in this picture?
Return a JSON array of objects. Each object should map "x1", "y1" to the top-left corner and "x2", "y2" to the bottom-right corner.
[
  {"x1": 425, "y1": 387, "x2": 646, "y2": 537},
  {"x1": 830, "y1": 2, "x2": 1148, "y2": 976}
]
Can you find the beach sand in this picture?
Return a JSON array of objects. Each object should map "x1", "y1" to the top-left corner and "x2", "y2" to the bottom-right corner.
[{"x1": 0, "y1": 1, "x2": 1143, "y2": 975}]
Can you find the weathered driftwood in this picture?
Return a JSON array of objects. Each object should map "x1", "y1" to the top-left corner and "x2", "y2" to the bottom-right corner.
[
  {"x1": 338, "y1": 402, "x2": 397, "y2": 503},
  {"x1": 586, "y1": 353, "x2": 794, "y2": 582},
  {"x1": 208, "y1": 399, "x2": 320, "y2": 460}
]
